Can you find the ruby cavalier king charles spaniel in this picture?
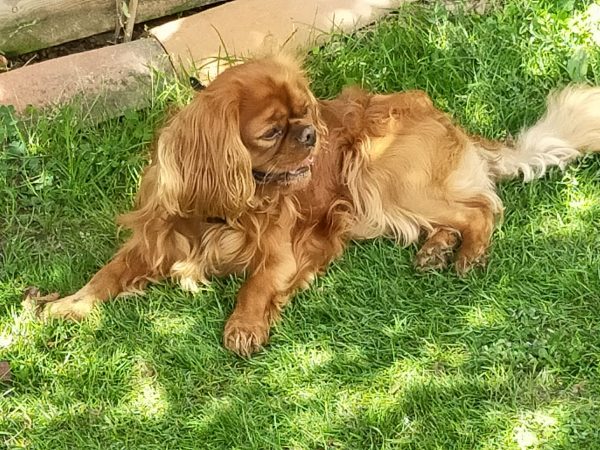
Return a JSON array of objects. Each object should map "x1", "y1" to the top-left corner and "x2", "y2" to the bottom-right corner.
[{"x1": 37, "y1": 56, "x2": 600, "y2": 356}]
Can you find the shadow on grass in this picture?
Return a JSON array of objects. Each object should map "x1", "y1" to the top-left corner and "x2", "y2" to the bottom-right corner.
[{"x1": 2, "y1": 206, "x2": 599, "y2": 448}]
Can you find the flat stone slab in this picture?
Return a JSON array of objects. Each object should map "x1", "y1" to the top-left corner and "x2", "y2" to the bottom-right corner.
[
  {"x1": 0, "y1": 38, "x2": 172, "y2": 118},
  {"x1": 0, "y1": 0, "x2": 400, "y2": 117},
  {"x1": 151, "y1": 0, "x2": 401, "y2": 81}
]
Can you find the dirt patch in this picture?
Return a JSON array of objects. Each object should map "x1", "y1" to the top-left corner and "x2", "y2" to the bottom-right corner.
[
  {"x1": 6, "y1": 32, "x2": 126, "y2": 71},
  {"x1": 0, "y1": 361, "x2": 11, "y2": 384},
  {"x1": 1, "y1": 1, "x2": 226, "y2": 72}
]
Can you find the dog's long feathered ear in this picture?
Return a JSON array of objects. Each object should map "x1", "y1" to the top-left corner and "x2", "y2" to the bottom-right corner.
[{"x1": 154, "y1": 93, "x2": 254, "y2": 219}]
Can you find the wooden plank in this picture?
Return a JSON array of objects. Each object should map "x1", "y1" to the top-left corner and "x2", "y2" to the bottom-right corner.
[{"x1": 0, "y1": 0, "x2": 225, "y2": 56}]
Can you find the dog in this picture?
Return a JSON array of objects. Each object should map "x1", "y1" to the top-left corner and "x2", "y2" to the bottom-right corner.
[{"x1": 37, "y1": 55, "x2": 600, "y2": 356}]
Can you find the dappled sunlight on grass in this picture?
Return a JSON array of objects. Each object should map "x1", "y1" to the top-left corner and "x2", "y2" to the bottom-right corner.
[
  {"x1": 480, "y1": 364, "x2": 511, "y2": 390},
  {"x1": 150, "y1": 313, "x2": 195, "y2": 337},
  {"x1": 287, "y1": 384, "x2": 322, "y2": 404},
  {"x1": 568, "y1": 3, "x2": 600, "y2": 46},
  {"x1": 567, "y1": 196, "x2": 595, "y2": 213},
  {"x1": 2, "y1": 0, "x2": 600, "y2": 448},
  {"x1": 521, "y1": 4, "x2": 600, "y2": 82},
  {"x1": 0, "y1": 305, "x2": 38, "y2": 351},
  {"x1": 532, "y1": 174, "x2": 599, "y2": 239},
  {"x1": 588, "y1": 3, "x2": 600, "y2": 45},
  {"x1": 464, "y1": 304, "x2": 508, "y2": 329},
  {"x1": 381, "y1": 315, "x2": 412, "y2": 337},
  {"x1": 286, "y1": 409, "x2": 334, "y2": 445},
  {"x1": 422, "y1": 341, "x2": 469, "y2": 370},
  {"x1": 124, "y1": 361, "x2": 169, "y2": 419},
  {"x1": 522, "y1": 48, "x2": 562, "y2": 80},
  {"x1": 385, "y1": 359, "x2": 430, "y2": 392},
  {"x1": 291, "y1": 345, "x2": 334, "y2": 372},
  {"x1": 463, "y1": 97, "x2": 495, "y2": 131},
  {"x1": 511, "y1": 408, "x2": 564, "y2": 449},
  {"x1": 563, "y1": 189, "x2": 600, "y2": 223},
  {"x1": 545, "y1": 212, "x2": 597, "y2": 238}
]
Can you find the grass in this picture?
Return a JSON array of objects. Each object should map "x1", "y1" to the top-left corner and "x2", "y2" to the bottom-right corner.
[{"x1": 2, "y1": 0, "x2": 600, "y2": 448}]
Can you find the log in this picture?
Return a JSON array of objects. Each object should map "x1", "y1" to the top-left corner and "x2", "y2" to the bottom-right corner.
[{"x1": 0, "y1": 0, "x2": 224, "y2": 56}]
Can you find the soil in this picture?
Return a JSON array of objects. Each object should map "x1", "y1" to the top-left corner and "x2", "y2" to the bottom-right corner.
[
  {"x1": 1, "y1": 1, "x2": 227, "y2": 72},
  {"x1": 6, "y1": 32, "x2": 133, "y2": 71}
]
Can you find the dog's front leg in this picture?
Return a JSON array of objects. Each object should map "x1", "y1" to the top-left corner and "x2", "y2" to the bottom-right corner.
[
  {"x1": 38, "y1": 241, "x2": 156, "y2": 320},
  {"x1": 223, "y1": 240, "x2": 297, "y2": 356}
]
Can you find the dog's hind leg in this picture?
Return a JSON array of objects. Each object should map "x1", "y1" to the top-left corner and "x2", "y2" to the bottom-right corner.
[{"x1": 414, "y1": 227, "x2": 460, "y2": 272}]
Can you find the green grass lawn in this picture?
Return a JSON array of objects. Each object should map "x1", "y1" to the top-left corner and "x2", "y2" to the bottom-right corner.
[{"x1": 2, "y1": 1, "x2": 600, "y2": 448}]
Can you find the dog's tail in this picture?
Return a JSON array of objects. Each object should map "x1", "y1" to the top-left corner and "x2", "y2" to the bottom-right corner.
[{"x1": 484, "y1": 85, "x2": 600, "y2": 181}]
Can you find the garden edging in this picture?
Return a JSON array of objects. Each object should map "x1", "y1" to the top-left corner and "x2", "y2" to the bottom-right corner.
[{"x1": 0, "y1": 0, "x2": 400, "y2": 120}]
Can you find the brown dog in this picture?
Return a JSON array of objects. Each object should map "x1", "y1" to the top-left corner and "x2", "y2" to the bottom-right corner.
[{"x1": 39, "y1": 56, "x2": 600, "y2": 355}]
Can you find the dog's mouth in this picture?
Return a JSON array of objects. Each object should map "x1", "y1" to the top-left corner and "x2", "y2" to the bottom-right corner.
[{"x1": 252, "y1": 156, "x2": 315, "y2": 185}]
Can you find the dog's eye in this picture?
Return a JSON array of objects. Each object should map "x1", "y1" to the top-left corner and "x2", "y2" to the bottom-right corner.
[{"x1": 262, "y1": 127, "x2": 283, "y2": 140}]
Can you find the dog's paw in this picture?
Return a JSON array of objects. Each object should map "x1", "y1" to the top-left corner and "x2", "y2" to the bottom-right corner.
[
  {"x1": 223, "y1": 316, "x2": 270, "y2": 357},
  {"x1": 414, "y1": 229, "x2": 459, "y2": 272},
  {"x1": 414, "y1": 245, "x2": 455, "y2": 272},
  {"x1": 21, "y1": 288, "x2": 60, "y2": 315},
  {"x1": 37, "y1": 294, "x2": 98, "y2": 321},
  {"x1": 454, "y1": 252, "x2": 488, "y2": 276}
]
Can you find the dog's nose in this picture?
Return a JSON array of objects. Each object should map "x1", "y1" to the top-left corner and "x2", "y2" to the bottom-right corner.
[{"x1": 297, "y1": 125, "x2": 316, "y2": 147}]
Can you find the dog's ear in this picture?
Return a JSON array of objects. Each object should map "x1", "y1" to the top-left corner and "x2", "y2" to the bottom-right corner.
[{"x1": 155, "y1": 92, "x2": 254, "y2": 219}]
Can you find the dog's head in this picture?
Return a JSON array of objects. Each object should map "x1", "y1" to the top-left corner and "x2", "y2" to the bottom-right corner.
[{"x1": 155, "y1": 56, "x2": 324, "y2": 219}]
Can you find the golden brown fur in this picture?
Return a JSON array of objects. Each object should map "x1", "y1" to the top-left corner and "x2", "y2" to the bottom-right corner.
[{"x1": 39, "y1": 56, "x2": 600, "y2": 355}]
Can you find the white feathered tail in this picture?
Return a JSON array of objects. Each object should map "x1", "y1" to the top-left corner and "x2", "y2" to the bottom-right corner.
[{"x1": 488, "y1": 85, "x2": 600, "y2": 181}]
